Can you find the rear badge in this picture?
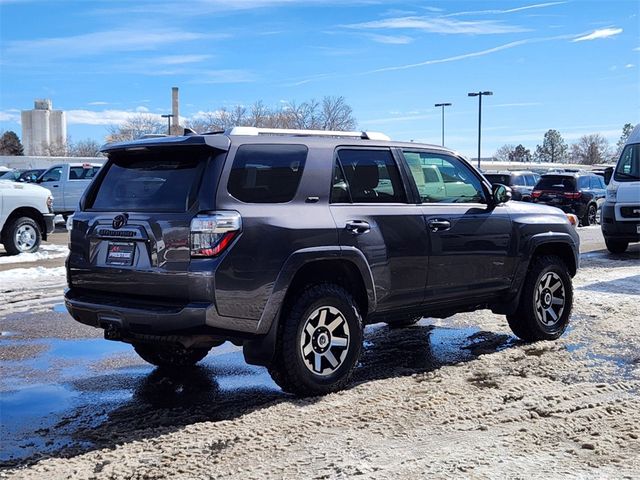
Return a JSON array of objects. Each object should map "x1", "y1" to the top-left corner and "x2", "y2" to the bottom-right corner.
[{"x1": 112, "y1": 214, "x2": 128, "y2": 229}]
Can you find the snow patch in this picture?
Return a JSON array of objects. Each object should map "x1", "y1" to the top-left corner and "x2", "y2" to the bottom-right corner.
[{"x1": 0, "y1": 244, "x2": 69, "y2": 265}]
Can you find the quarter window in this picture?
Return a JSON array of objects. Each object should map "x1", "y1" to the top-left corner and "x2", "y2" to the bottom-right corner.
[
  {"x1": 334, "y1": 149, "x2": 406, "y2": 203},
  {"x1": 402, "y1": 151, "x2": 486, "y2": 204},
  {"x1": 227, "y1": 144, "x2": 307, "y2": 203}
]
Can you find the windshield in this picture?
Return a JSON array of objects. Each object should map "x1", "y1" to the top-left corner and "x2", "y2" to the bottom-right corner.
[
  {"x1": 88, "y1": 148, "x2": 209, "y2": 212},
  {"x1": 0, "y1": 170, "x2": 19, "y2": 180},
  {"x1": 614, "y1": 144, "x2": 640, "y2": 182},
  {"x1": 535, "y1": 175, "x2": 576, "y2": 191}
]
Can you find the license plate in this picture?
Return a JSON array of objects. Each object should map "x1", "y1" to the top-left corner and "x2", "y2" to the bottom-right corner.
[{"x1": 106, "y1": 242, "x2": 135, "y2": 266}]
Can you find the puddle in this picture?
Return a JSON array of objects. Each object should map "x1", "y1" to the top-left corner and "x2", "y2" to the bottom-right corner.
[{"x1": 52, "y1": 303, "x2": 67, "y2": 313}]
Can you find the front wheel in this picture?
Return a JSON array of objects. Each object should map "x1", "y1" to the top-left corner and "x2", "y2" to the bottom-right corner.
[
  {"x1": 268, "y1": 284, "x2": 363, "y2": 396},
  {"x1": 605, "y1": 238, "x2": 629, "y2": 254},
  {"x1": 133, "y1": 343, "x2": 210, "y2": 368},
  {"x1": 507, "y1": 255, "x2": 573, "y2": 342},
  {"x1": 1, "y1": 216, "x2": 41, "y2": 255}
]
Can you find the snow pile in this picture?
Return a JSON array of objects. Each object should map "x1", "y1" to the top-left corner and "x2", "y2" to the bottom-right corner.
[
  {"x1": 0, "y1": 244, "x2": 69, "y2": 265},
  {"x1": 0, "y1": 266, "x2": 66, "y2": 286}
]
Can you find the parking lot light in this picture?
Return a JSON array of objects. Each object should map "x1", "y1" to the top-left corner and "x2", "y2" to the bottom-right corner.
[
  {"x1": 434, "y1": 103, "x2": 452, "y2": 147},
  {"x1": 468, "y1": 91, "x2": 493, "y2": 169}
]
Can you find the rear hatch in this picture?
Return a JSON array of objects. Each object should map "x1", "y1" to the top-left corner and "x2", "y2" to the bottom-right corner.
[
  {"x1": 532, "y1": 175, "x2": 577, "y2": 207},
  {"x1": 68, "y1": 145, "x2": 220, "y2": 302}
]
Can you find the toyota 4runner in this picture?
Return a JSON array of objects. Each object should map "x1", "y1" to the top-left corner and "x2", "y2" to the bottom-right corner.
[{"x1": 65, "y1": 127, "x2": 580, "y2": 396}]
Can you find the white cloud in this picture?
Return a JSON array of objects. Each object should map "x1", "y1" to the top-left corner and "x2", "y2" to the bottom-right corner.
[
  {"x1": 87, "y1": 101, "x2": 109, "y2": 106},
  {"x1": 65, "y1": 109, "x2": 162, "y2": 126},
  {"x1": 188, "y1": 69, "x2": 256, "y2": 84},
  {"x1": 0, "y1": 111, "x2": 21, "y2": 122},
  {"x1": 5, "y1": 29, "x2": 224, "y2": 59},
  {"x1": 135, "y1": 106, "x2": 150, "y2": 113},
  {"x1": 367, "y1": 34, "x2": 413, "y2": 44},
  {"x1": 572, "y1": 27, "x2": 623, "y2": 42},
  {"x1": 625, "y1": 63, "x2": 635, "y2": 68},
  {"x1": 151, "y1": 54, "x2": 213, "y2": 65},
  {"x1": 445, "y1": 2, "x2": 566, "y2": 17},
  {"x1": 634, "y1": 47, "x2": 640, "y2": 52},
  {"x1": 344, "y1": 16, "x2": 529, "y2": 35}
]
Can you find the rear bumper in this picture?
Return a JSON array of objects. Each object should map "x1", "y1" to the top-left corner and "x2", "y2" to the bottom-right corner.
[
  {"x1": 601, "y1": 204, "x2": 640, "y2": 242},
  {"x1": 64, "y1": 288, "x2": 259, "y2": 336}
]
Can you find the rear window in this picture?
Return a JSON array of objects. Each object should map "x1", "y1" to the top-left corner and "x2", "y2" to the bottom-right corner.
[
  {"x1": 69, "y1": 166, "x2": 101, "y2": 180},
  {"x1": 484, "y1": 174, "x2": 510, "y2": 185},
  {"x1": 88, "y1": 148, "x2": 208, "y2": 212},
  {"x1": 535, "y1": 175, "x2": 576, "y2": 191},
  {"x1": 227, "y1": 144, "x2": 307, "y2": 203}
]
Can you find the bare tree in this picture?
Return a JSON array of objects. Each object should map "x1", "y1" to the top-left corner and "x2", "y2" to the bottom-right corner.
[
  {"x1": 320, "y1": 96, "x2": 356, "y2": 130},
  {"x1": 69, "y1": 139, "x2": 103, "y2": 157},
  {"x1": 493, "y1": 144, "x2": 516, "y2": 162},
  {"x1": 106, "y1": 114, "x2": 165, "y2": 143},
  {"x1": 41, "y1": 140, "x2": 68, "y2": 156},
  {"x1": 570, "y1": 134, "x2": 612, "y2": 165}
]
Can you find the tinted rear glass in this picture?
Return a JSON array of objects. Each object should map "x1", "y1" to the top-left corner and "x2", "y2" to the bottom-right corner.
[
  {"x1": 484, "y1": 174, "x2": 510, "y2": 185},
  {"x1": 227, "y1": 144, "x2": 307, "y2": 203},
  {"x1": 88, "y1": 148, "x2": 208, "y2": 212},
  {"x1": 535, "y1": 175, "x2": 576, "y2": 191}
]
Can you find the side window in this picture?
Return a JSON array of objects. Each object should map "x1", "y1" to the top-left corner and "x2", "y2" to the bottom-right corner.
[
  {"x1": 525, "y1": 174, "x2": 536, "y2": 186},
  {"x1": 331, "y1": 162, "x2": 350, "y2": 203},
  {"x1": 227, "y1": 144, "x2": 307, "y2": 203},
  {"x1": 578, "y1": 176, "x2": 589, "y2": 190},
  {"x1": 402, "y1": 150, "x2": 486, "y2": 204},
  {"x1": 511, "y1": 175, "x2": 526, "y2": 186},
  {"x1": 69, "y1": 167, "x2": 87, "y2": 180},
  {"x1": 335, "y1": 149, "x2": 406, "y2": 203},
  {"x1": 589, "y1": 176, "x2": 601, "y2": 189},
  {"x1": 41, "y1": 167, "x2": 62, "y2": 182}
]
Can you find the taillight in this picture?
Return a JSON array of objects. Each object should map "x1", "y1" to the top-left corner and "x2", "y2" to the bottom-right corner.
[
  {"x1": 531, "y1": 190, "x2": 542, "y2": 198},
  {"x1": 190, "y1": 211, "x2": 242, "y2": 257},
  {"x1": 563, "y1": 192, "x2": 582, "y2": 199}
]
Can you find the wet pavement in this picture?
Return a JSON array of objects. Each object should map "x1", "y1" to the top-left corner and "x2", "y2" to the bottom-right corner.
[{"x1": 0, "y1": 304, "x2": 515, "y2": 467}]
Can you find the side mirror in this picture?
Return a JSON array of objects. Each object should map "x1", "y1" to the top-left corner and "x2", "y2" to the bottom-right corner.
[
  {"x1": 492, "y1": 184, "x2": 512, "y2": 204},
  {"x1": 603, "y1": 167, "x2": 613, "y2": 185}
]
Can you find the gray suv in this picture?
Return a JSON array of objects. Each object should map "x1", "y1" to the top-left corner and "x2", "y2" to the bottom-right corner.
[{"x1": 65, "y1": 127, "x2": 580, "y2": 396}]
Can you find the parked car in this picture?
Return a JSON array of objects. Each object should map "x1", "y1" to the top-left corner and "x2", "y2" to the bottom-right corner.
[
  {"x1": 483, "y1": 170, "x2": 540, "y2": 202},
  {"x1": 0, "y1": 168, "x2": 46, "y2": 183},
  {"x1": 0, "y1": 179, "x2": 55, "y2": 254},
  {"x1": 532, "y1": 171, "x2": 606, "y2": 226},
  {"x1": 602, "y1": 124, "x2": 640, "y2": 253},
  {"x1": 36, "y1": 163, "x2": 102, "y2": 217},
  {"x1": 65, "y1": 127, "x2": 579, "y2": 396}
]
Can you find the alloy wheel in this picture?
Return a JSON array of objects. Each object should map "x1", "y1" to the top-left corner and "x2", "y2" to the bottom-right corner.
[
  {"x1": 534, "y1": 272, "x2": 566, "y2": 327},
  {"x1": 299, "y1": 306, "x2": 350, "y2": 376}
]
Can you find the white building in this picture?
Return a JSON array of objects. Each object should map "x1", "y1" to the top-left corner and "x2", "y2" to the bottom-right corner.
[{"x1": 21, "y1": 99, "x2": 67, "y2": 156}]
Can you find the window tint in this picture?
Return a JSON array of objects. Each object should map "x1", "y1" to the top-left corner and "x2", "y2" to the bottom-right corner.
[
  {"x1": 335, "y1": 149, "x2": 406, "y2": 203},
  {"x1": 331, "y1": 162, "x2": 350, "y2": 203},
  {"x1": 536, "y1": 175, "x2": 576, "y2": 191},
  {"x1": 589, "y1": 176, "x2": 602, "y2": 189},
  {"x1": 403, "y1": 150, "x2": 485, "y2": 203},
  {"x1": 41, "y1": 167, "x2": 61, "y2": 182},
  {"x1": 69, "y1": 166, "x2": 100, "y2": 180},
  {"x1": 577, "y1": 176, "x2": 589, "y2": 189},
  {"x1": 524, "y1": 174, "x2": 535, "y2": 186},
  {"x1": 228, "y1": 144, "x2": 307, "y2": 203},
  {"x1": 89, "y1": 148, "x2": 207, "y2": 212},
  {"x1": 614, "y1": 144, "x2": 640, "y2": 182},
  {"x1": 484, "y1": 174, "x2": 510, "y2": 185}
]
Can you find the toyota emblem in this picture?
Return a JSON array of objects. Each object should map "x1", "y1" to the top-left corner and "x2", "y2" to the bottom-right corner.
[{"x1": 112, "y1": 214, "x2": 127, "y2": 229}]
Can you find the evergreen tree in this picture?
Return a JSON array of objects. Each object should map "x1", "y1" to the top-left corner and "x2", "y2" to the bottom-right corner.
[
  {"x1": 0, "y1": 131, "x2": 24, "y2": 156},
  {"x1": 534, "y1": 129, "x2": 568, "y2": 163}
]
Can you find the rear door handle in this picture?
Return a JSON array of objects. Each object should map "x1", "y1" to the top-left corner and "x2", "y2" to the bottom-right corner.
[
  {"x1": 345, "y1": 220, "x2": 370, "y2": 235},
  {"x1": 427, "y1": 219, "x2": 451, "y2": 232}
]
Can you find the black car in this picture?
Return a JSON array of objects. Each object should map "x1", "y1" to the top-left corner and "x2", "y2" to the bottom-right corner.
[
  {"x1": 483, "y1": 170, "x2": 540, "y2": 201},
  {"x1": 532, "y1": 172, "x2": 606, "y2": 226},
  {"x1": 65, "y1": 127, "x2": 580, "y2": 396}
]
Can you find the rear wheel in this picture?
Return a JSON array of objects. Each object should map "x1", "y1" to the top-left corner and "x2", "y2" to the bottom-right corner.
[
  {"x1": 582, "y1": 204, "x2": 597, "y2": 226},
  {"x1": 1, "y1": 216, "x2": 41, "y2": 255},
  {"x1": 268, "y1": 284, "x2": 363, "y2": 396},
  {"x1": 133, "y1": 343, "x2": 210, "y2": 368},
  {"x1": 507, "y1": 255, "x2": 573, "y2": 342},
  {"x1": 605, "y1": 238, "x2": 629, "y2": 254}
]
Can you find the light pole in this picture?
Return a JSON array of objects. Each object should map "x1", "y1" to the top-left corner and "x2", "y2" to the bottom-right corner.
[
  {"x1": 161, "y1": 114, "x2": 174, "y2": 135},
  {"x1": 467, "y1": 91, "x2": 493, "y2": 169},
  {"x1": 434, "y1": 102, "x2": 452, "y2": 147}
]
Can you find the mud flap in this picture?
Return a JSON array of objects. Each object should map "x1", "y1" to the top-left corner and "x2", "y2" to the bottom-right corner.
[{"x1": 242, "y1": 309, "x2": 280, "y2": 367}]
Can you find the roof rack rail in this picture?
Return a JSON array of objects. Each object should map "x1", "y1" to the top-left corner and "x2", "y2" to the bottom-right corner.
[
  {"x1": 225, "y1": 126, "x2": 390, "y2": 141},
  {"x1": 139, "y1": 134, "x2": 168, "y2": 139}
]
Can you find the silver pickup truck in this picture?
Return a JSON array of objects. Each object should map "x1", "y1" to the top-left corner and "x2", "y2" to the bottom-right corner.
[{"x1": 36, "y1": 162, "x2": 102, "y2": 217}]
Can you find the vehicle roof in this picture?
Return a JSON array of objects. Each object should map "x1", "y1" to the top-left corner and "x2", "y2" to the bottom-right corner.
[
  {"x1": 100, "y1": 130, "x2": 458, "y2": 158},
  {"x1": 484, "y1": 170, "x2": 536, "y2": 175},
  {"x1": 540, "y1": 171, "x2": 595, "y2": 177}
]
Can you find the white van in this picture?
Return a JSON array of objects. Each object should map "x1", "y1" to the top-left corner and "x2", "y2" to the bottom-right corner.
[{"x1": 602, "y1": 124, "x2": 640, "y2": 253}]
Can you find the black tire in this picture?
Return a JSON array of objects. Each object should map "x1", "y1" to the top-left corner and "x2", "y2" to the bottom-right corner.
[
  {"x1": 605, "y1": 238, "x2": 629, "y2": 254},
  {"x1": 133, "y1": 343, "x2": 210, "y2": 368},
  {"x1": 1, "y1": 216, "x2": 41, "y2": 255},
  {"x1": 268, "y1": 284, "x2": 363, "y2": 396},
  {"x1": 385, "y1": 316, "x2": 422, "y2": 328},
  {"x1": 582, "y1": 204, "x2": 597, "y2": 227},
  {"x1": 507, "y1": 255, "x2": 573, "y2": 342}
]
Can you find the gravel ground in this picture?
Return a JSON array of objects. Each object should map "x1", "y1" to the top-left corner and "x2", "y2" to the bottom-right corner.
[{"x1": 1, "y1": 240, "x2": 639, "y2": 479}]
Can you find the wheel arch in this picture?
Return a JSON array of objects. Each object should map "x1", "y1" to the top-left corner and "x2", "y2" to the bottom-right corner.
[{"x1": 1, "y1": 207, "x2": 47, "y2": 241}]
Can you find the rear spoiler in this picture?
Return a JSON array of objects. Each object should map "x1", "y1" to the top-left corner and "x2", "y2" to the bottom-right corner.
[{"x1": 101, "y1": 134, "x2": 230, "y2": 154}]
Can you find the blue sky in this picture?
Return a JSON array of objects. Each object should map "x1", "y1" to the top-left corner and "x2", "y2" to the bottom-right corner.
[{"x1": 0, "y1": 0, "x2": 638, "y2": 157}]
